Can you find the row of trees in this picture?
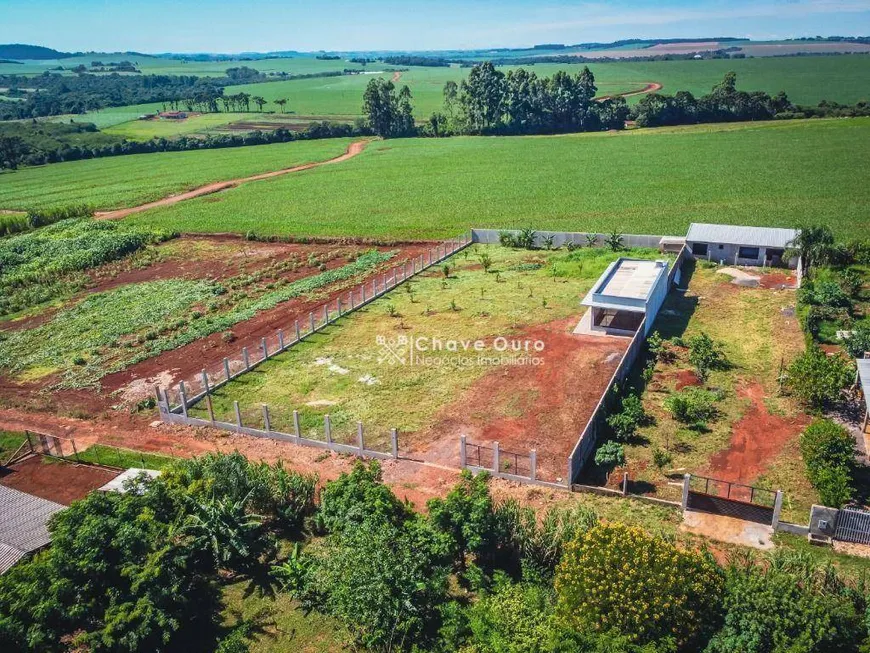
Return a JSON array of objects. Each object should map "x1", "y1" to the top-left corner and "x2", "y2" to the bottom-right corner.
[{"x1": 1, "y1": 453, "x2": 868, "y2": 651}]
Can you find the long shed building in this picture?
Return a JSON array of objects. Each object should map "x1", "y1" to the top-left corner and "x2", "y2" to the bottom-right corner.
[{"x1": 685, "y1": 223, "x2": 799, "y2": 268}]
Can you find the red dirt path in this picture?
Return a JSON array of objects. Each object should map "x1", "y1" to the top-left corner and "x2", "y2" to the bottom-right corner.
[
  {"x1": 705, "y1": 380, "x2": 809, "y2": 483},
  {"x1": 596, "y1": 82, "x2": 663, "y2": 102},
  {"x1": 0, "y1": 456, "x2": 119, "y2": 505},
  {"x1": 95, "y1": 139, "x2": 369, "y2": 221},
  {"x1": 411, "y1": 317, "x2": 628, "y2": 482}
]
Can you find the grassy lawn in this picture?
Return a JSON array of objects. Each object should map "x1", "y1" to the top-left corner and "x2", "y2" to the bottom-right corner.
[
  {"x1": 0, "y1": 137, "x2": 355, "y2": 211},
  {"x1": 74, "y1": 444, "x2": 178, "y2": 470},
  {"x1": 0, "y1": 431, "x2": 27, "y2": 462},
  {"x1": 619, "y1": 262, "x2": 813, "y2": 522},
  {"x1": 127, "y1": 118, "x2": 870, "y2": 241},
  {"x1": 190, "y1": 245, "x2": 666, "y2": 459}
]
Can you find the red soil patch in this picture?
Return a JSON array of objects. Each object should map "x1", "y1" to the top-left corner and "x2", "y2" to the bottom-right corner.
[
  {"x1": 674, "y1": 369, "x2": 702, "y2": 390},
  {"x1": 411, "y1": 317, "x2": 628, "y2": 482},
  {"x1": 705, "y1": 380, "x2": 809, "y2": 484},
  {"x1": 758, "y1": 272, "x2": 797, "y2": 290},
  {"x1": 0, "y1": 455, "x2": 120, "y2": 505}
]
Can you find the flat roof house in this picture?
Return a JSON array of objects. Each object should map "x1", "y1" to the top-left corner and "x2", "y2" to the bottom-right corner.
[
  {"x1": 0, "y1": 486, "x2": 65, "y2": 574},
  {"x1": 686, "y1": 223, "x2": 799, "y2": 268},
  {"x1": 580, "y1": 258, "x2": 671, "y2": 336}
]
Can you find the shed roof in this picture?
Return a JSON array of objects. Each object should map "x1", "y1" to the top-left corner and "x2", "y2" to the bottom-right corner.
[
  {"x1": 686, "y1": 223, "x2": 799, "y2": 249},
  {"x1": 0, "y1": 485, "x2": 65, "y2": 574},
  {"x1": 858, "y1": 358, "x2": 870, "y2": 416}
]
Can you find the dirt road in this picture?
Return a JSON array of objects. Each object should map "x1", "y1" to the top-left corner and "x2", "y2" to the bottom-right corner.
[
  {"x1": 596, "y1": 82, "x2": 663, "y2": 102},
  {"x1": 96, "y1": 139, "x2": 369, "y2": 221},
  {"x1": 392, "y1": 71, "x2": 402, "y2": 83}
]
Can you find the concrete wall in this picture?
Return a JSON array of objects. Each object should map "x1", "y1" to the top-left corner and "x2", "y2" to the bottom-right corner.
[
  {"x1": 643, "y1": 260, "x2": 671, "y2": 335},
  {"x1": 471, "y1": 229, "x2": 671, "y2": 250}
]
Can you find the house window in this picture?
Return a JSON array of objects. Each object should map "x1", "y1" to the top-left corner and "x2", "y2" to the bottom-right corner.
[
  {"x1": 738, "y1": 246, "x2": 760, "y2": 259},
  {"x1": 691, "y1": 243, "x2": 709, "y2": 256}
]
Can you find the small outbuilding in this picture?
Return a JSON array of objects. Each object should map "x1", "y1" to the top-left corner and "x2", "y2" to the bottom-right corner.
[
  {"x1": 685, "y1": 223, "x2": 799, "y2": 268},
  {"x1": 0, "y1": 485, "x2": 65, "y2": 574},
  {"x1": 579, "y1": 258, "x2": 671, "y2": 336}
]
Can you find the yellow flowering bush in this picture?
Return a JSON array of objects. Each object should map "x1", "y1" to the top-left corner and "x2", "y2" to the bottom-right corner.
[{"x1": 554, "y1": 523, "x2": 723, "y2": 648}]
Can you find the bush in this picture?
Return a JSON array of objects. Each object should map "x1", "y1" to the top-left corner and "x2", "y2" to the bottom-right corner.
[
  {"x1": 594, "y1": 441, "x2": 625, "y2": 467},
  {"x1": 606, "y1": 393, "x2": 647, "y2": 441},
  {"x1": 805, "y1": 279, "x2": 852, "y2": 309},
  {"x1": 800, "y1": 419, "x2": 856, "y2": 507},
  {"x1": 707, "y1": 551, "x2": 864, "y2": 653},
  {"x1": 664, "y1": 387, "x2": 720, "y2": 426},
  {"x1": 842, "y1": 322, "x2": 870, "y2": 359},
  {"x1": 318, "y1": 460, "x2": 409, "y2": 533},
  {"x1": 786, "y1": 345, "x2": 854, "y2": 409},
  {"x1": 555, "y1": 523, "x2": 724, "y2": 648},
  {"x1": 687, "y1": 332, "x2": 727, "y2": 381}
]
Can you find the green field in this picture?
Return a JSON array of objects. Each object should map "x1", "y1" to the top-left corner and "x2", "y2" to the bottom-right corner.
[
  {"x1": 0, "y1": 137, "x2": 353, "y2": 210},
  {"x1": 28, "y1": 55, "x2": 869, "y2": 138},
  {"x1": 123, "y1": 118, "x2": 870, "y2": 240},
  {"x1": 102, "y1": 112, "x2": 258, "y2": 139}
]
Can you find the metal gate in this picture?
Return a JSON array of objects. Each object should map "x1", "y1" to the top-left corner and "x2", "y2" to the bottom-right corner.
[
  {"x1": 834, "y1": 508, "x2": 870, "y2": 544},
  {"x1": 686, "y1": 474, "x2": 778, "y2": 525}
]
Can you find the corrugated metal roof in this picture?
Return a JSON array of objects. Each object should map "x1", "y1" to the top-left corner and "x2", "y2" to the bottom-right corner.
[
  {"x1": 686, "y1": 223, "x2": 799, "y2": 249},
  {"x1": 0, "y1": 485, "x2": 65, "y2": 574},
  {"x1": 858, "y1": 359, "x2": 870, "y2": 416}
]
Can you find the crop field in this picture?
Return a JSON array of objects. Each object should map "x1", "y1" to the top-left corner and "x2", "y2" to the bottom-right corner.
[
  {"x1": 126, "y1": 118, "x2": 870, "y2": 241},
  {"x1": 0, "y1": 228, "x2": 415, "y2": 406},
  {"x1": 615, "y1": 262, "x2": 813, "y2": 522},
  {"x1": 217, "y1": 55, "x2": 870, "y2": 117},
  {"x1": 102, "y1": 112, "x2": 259, "y2": 140},
  {"x1": 187, "y1": 245, "x2": 673, "y2": 481},
  {"x1": 0, "y1": 137, "x2": 353, "y2": 210}
]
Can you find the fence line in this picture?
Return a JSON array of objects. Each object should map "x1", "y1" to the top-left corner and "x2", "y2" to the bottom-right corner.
[
  {"x1": 162, "y1": 233, "x2": 473, "y2": 415},
  {"x1": 470, "y1": 228, "x2": 675, "y2": 250}
]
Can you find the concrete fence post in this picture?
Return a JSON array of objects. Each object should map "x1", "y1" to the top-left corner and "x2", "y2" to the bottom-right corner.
[
  {"x1": 201, "y1": 369, "x2": 210, "y2": 394},
  {"x1": 178, "y1": 382, "x2": 189, "y2": 418},
  {"x1": 337, "y1": 298, "x2": 342, "y2": 317},
  {"x1": 278, "y1": 329, "x2": 285, "y2": 350},
  {"x1": 349, "y1": 291, "x2": 354, "y2": 310},
  {"x1": 357, "y1": 421, "x2": 365, "y2": 454},
  {"x1": 323, "y1": 304, "x2": 329, "y2": 324},
  {"x1": 324, "y1": 414, "x2": 332, "y2": 444},
  {"x1": 622, "y1": 472, "x2": 629, "y2": 496},
  {"x1": 310, "y1": 312, "x2": 315, "y2": 333},
  {"x1": 391, "y1": 428, "x2": 398, "y2": 458},
  {"x1": 681, "y1": 474, "x2": 691, "y2": 511},
  {"x1": 772, "y1": 490, "x2": 784, "y2": 530},
  {"x1": 493, "y1": 441, "x2": 501, "y2": 475},
  {"x1": 154, "y1": 385, "x2": 163, "y2": 411},
  {"x1": 234, "y1": 401, "x2": 242, "y2": 433},
  {"x1": 294, "y1": 320, "x2": 300, "y2": 342},
  {"x1": 566, "y1": 457, "x2": 574, "y2": 488},
  {"x1": 293, "y1": 410, "x2": 301, "y2": 440},
  {"x1": 242, "y1": 347, "x2": 250, "y2": 371},
  {"x1": 223, "y1": 357, "x2": 231, "y2": 381},
  {"x1": 460, "y1": 435, "x2": 467, "y2": 468},
  {"x1": 206, "y1": 393, "x2": 215, "y2": 424},
  {"x1": 261, "y1": 337, "x2": 268, "y2": 360},
  {"x1": 530, "y1": 449, "x2": 537, "y2": 481},
  {"x1": 361, "y1": 284, "x2": 366, "y2": 303},
  {"x1": 262, "y1": 404, "x2": 271, "y2": 433}
]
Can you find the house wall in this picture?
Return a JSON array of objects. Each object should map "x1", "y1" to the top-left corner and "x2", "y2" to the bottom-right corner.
[
  {"x1": 687, "y1": 241, "x2": 797, "y2": 269},
  {"x1": 643, "y1": 262, "x2": 671, "y2": 334}
]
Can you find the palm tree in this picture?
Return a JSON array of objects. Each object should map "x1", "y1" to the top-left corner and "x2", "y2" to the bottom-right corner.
[
  {"x1": 786, "y1": 225, "x2": 836, "y2": 270},
  {"x1": 275, "y1": 98, "x2": 288, "y2": 113},
  {"x1": 252, "y1": 95, "x2": 267, "y2": 112}
]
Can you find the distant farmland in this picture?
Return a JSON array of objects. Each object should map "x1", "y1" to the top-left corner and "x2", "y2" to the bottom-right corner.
[
  {"x1": 0, "y1": 138, "x2": 354, "y2": 210},
  {"x1": 123, "y1": 118, "x2": 870, "y2": 240}
]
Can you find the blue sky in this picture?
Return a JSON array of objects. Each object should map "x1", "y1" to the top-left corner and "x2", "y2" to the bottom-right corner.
[{"x1": 1, "y1": 0, "x2": 869, "y2": 53}]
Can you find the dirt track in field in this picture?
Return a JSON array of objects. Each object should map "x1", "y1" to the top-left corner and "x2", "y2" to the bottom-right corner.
[
  {"x1": 596, "y1": 82, "x2": 663, "y2": 102},
  {"x1": 95, "y1": 139, "x2": 370, "y2": 221},
  {"x1": 392, "y1": 71, "x2": 402, "y2": 83}
]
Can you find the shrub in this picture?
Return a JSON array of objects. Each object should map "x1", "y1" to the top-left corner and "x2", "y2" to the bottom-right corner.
[
  {"x1": 800, "y1": 419, "x2": 856, "y2": 507},
  {"x1": 606, "y1": 393, "x2": 647, "y2": 441},
  {"x1": 318, "y1": 460, "x2": 409, "y2": 533},
  {"x1": 807, "y1": 279, "x2": 852, "y2": 309},
  {"x1": 555, "y1": 523, "x2": 724, "y2": 648},
  {"x1": 515, "y1": 227, "x2": 537, "y2": 250},
  {"x1": 687, "y1": 332, "x2": 727, "y2": 381},
  {"x1": 652, "y1": 448, "x2": 673, "y2": 470},
  {"x1": 786, "y1": 345, "x2": 854, "y2": 409},
  {"x1": 707, "y1": 551, "x2": 864, "y2": 653},
  {"x1": 478, "y1": 251, "x2": 493, "y2": 272},
  {"x1": 594, "y1": 441, "x2": 625, "y2": 467},
  {"x1": 664, "y1": 387, "x2": 720, "y2": 426},
  {"x1": 842, "y1": 322, "x2": 870, "y2": 359}
]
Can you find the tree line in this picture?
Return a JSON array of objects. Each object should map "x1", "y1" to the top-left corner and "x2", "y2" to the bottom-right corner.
[{"x1": 1, "y1": 452, "x2": 868, "y2": 652}]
